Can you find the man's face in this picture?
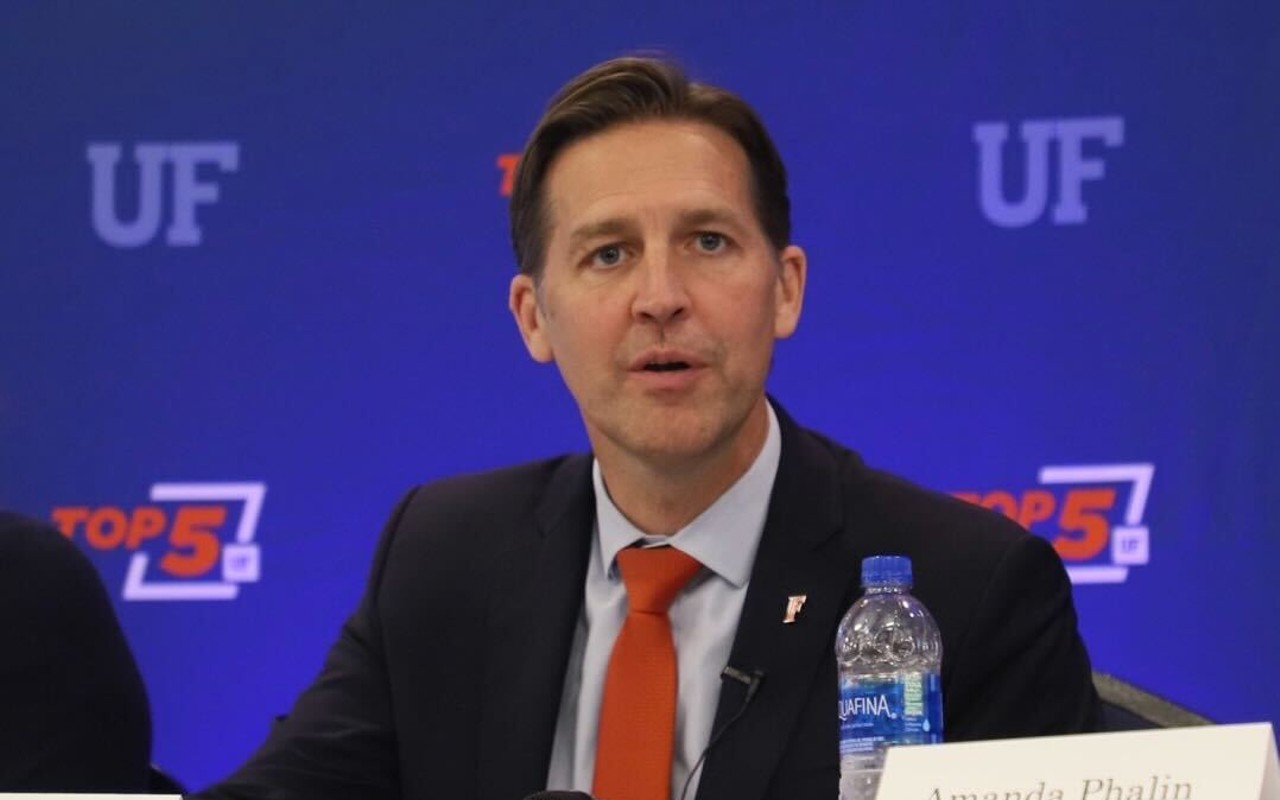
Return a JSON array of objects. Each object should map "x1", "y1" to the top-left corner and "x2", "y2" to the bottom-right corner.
[{"x1": 509, "y1": 119, "x2": 806, "y2": 473}]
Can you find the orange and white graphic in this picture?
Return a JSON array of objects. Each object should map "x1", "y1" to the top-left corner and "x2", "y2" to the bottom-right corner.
[
  {"x1": 52, "y1": 482, "x2": 265, "y2": 601},
  {"x1": 955, "y1": 463, "x2": 1153, "y2": 584}
]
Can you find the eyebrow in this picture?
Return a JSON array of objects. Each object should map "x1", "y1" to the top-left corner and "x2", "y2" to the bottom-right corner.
[
  {"x1": 674, "y1": 207, "x2": 747, "y2": 232},
  {"x1": 567, "y1": 218, "x2": 636, "y2": 254},
  {"x1": 565, "y1": 207, "x2": 749, "y2": 254}
]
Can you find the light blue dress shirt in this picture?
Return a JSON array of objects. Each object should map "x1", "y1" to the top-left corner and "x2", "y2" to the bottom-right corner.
[{"x1": 546, "y1": 403, "x2": 782, "y2": 800}]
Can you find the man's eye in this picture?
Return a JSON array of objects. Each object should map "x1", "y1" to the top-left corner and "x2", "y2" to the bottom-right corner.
[
  {"x1": 591, "y1": 245, "x2": 625, "y2": 268},
  {"x1": 695, "y1": 232, "x2": 727, "y2": 253}
]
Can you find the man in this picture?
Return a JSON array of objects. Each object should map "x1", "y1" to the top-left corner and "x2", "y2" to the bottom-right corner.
[
  {"x1": 0, "y1": 511, "x2": 153, "y2": 792},
  {"x1": 198, "y1": 56, "x2": 1098, "y2": 800}
]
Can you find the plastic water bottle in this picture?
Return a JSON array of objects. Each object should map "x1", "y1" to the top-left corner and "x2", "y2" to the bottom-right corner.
[{"x1": 835, "y1": 555, "x2": 943, "y2": 800}]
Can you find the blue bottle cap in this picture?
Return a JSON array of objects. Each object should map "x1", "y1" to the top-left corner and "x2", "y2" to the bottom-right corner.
[{"x1": 861, "y1": 555, "x2": 913, "y2": 588}]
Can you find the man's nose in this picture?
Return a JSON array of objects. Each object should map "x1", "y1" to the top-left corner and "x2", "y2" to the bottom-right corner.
[{"x1": 630, "y1": 250, "x2": 690, "y2": 325}]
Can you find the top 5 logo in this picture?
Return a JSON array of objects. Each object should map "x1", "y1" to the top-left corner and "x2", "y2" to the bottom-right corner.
[
  {"x1": 954, "y1": 463, "x2": 1153, "y2": 584},
  {"x1": 53, "y1": 482, "x2": 264, "y2": 601}
]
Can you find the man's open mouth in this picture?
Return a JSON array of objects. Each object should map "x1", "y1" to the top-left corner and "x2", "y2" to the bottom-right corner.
[{"x1": 643, "y1": 361, "x2": 690, "y2": 372}]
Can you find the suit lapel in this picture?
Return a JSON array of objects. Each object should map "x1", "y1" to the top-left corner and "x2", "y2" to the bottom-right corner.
[
  {"x1": 696, "y1": 408, "x2": 855, "y2": 800},
  {"x1": 477, "y1": 455, "x2": 596, "y2": 800}
]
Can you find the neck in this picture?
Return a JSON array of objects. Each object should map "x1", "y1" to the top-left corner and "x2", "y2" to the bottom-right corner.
[{"x1": 595, "y1": 398, "x2": 770, "y2": 536}]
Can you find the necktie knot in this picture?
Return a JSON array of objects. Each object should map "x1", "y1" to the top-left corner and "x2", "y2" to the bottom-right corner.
[{"x1": 616, "y1": 546, "x2": 702, "y2": 614}]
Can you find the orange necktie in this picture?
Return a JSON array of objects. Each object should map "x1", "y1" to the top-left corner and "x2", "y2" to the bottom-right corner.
[{"x1": 593, "y1": 546, "x2": 703, "y2": 800}]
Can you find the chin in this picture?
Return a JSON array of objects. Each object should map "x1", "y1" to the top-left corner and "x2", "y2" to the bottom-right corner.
[
  {"x1": 623, "y1": 415, "x2": 736, "y2": 465},
  {"x1": 584, "y1": 394, "x2": 758, "y2": 463}
]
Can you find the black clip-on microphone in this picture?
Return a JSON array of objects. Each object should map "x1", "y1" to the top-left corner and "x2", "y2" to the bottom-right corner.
[{"x1": 676, "y1": 665, "x2": 767, "y2": 800}]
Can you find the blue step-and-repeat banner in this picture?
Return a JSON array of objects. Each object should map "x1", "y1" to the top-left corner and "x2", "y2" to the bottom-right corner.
[{"x1": 2, "y1": 2, "x2": 1277, "y2": 790}]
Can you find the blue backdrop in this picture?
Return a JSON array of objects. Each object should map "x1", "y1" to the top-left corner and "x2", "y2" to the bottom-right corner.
[{"x1": 2, "y1": 2, "x2": 1277, "y2": 790}]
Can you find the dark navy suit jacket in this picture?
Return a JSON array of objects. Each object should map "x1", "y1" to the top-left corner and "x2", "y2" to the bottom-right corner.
[{"x1": 200, "y1": 406, "x2": 1100, "y2": 800}]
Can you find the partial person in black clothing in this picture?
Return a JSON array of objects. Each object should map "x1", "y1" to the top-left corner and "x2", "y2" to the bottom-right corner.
[{"x1": 0, "y1": 510, "x2": 153, "y2": 792}]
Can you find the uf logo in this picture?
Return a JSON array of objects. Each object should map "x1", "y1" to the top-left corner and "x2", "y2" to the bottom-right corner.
[
  {"x1": 87, "y1": 142, "x2": 239, "y2": 247},
  {"x1": 972, "y1": 117, "x2": 1123, "y2": 227}
]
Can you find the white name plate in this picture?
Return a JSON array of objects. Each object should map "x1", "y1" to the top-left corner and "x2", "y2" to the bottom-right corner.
[{"x1": 878, "y1": 723, "x2": 1280, "y2": 800}]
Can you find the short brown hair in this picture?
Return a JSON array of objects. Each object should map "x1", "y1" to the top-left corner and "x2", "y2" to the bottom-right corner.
[{"x1": 509, "y1": 56, "x2": 792, "y2": 278}]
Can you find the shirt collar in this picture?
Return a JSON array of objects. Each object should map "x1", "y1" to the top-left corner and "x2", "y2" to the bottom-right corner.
[{"x1": 593, "y1": 402, "x2": 781, "y2": 589}]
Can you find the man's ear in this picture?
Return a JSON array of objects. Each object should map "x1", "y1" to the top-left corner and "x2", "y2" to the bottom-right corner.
[
  {"x1": 509, "y1": 273, "x2": 554, "y2": 363},
  {"x1": 773, "y1": 244, "x2": 807, "y2": 339}
]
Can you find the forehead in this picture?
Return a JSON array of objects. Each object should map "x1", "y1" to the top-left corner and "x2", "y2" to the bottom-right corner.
[{"x1": 542, "y1": 119, "x2": 755, "y2": 240}]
